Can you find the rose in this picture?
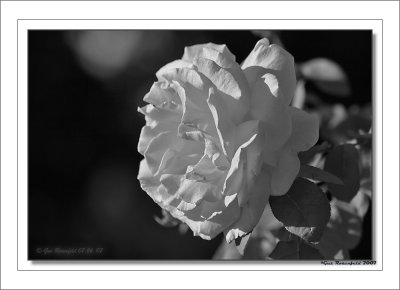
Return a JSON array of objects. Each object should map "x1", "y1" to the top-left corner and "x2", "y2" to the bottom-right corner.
[{"x1": 137, "y1": 38, "x2": 319, "y2": 242}]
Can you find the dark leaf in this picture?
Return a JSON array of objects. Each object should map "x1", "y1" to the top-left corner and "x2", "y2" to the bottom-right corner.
[
  {"x1": 269, "y1": 240, "x2": 324, "y2": 260},
  {"x1": 314, "y1": 80, "x2": 351, "y2": 97},
  {"x1": 298, "y1": 165, "x2": 344, "y2": 185},
  {"x1": 316, "y1": 199, "x2": 362, "y2": 259},
  {"x1": 324, "y1": 144, "x2": 361, "y2": 202},
  {"x1": 333, "y1": 115, "x2": 372, "y2": 142},
  {"x1": 269, "y1": 178, "x2": 331, "y2": 242},
  {"x1": 298, "y1": 142, "x2": 330, "y2": 165}
]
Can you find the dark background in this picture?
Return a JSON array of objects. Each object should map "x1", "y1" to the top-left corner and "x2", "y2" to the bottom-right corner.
[{"x1": 28, "y1": 30, "x2": 372, "y2": 259}]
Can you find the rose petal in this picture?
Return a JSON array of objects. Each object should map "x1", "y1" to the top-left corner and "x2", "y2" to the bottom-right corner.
[
  {"x1": 137, "y1": 159, "x2": 161, "y2": 201},
  {"x1": 202, "y1": 138, "x2": 230, "y2": 170},
  {"x1": 182, "y1": 195, "x2": 240, "y2": 240},
  {"x1": 186, "y1": 153, "x2": 226, "y2": 185},
  {"x1": 137, "y1": 104, "x2": 181, "y2": 127},
  {"x1": 270, "y1": 147, "x2": 300, "y2": 196},
  {"x1": 242, "y1": 38, "x2": 296, "y2": 107},
  {"x1": 207, "y1": 88, "x2": 237, "y2": 157},
  {"x1": 137, "y1": 104, "x2": 181, "y2": 155},
  {"x1": 156, "y1": 59, "x2": 193, "y2": 80},
  {"x1": 288, "y1": 107, "x2": 319, "y2": 152},
  {"x1": 137, "y1": 125, "x2": 156, "y2": 155},
  {"x1": 198, "y1": 47, "x2": 237, "y2": 69},
  {"x1": 160, "y1": 69, "x2": 221, "y2": 143},
  {"x1": 143, "y1": 131, "x2": 176, "y2": 174},
  {"x1": 223, "y1": 120, "x2": 264, "y2": 206},
  {"x1": 182, "y1": 43, "x2": 236, "y2": 63},
  {"x1": 262, "y1": 147, "x2": 282, "y2": 167},
  {"x1": 160, "y1": 156, "x2": 224, "y2": 209},
  {"x1": 195, "y1": 57, "x2": 249, "y2": 124},
  {"x1": 143, "y1": 81, "x2": 181, "y2": 106},
  {"x1": 250, "y1": 77, "x2": 292, "y2": 152},
  {"x1": 225, "y1": 170, "x2": 270, "y2": 243}
]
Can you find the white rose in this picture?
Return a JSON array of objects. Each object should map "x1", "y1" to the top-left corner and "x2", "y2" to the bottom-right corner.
[{"x1": 137, "y1": 38, "x2": 319, "y2": 242}]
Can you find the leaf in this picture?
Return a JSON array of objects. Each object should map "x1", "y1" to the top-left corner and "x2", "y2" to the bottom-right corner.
[
  {"x1": 298, "y1": 142, "x2": 330, "y2": 165},
  {"x1": 234, "y1": 232, "x2": 252, "y2": 256},
  {"x1": 333, "y1": 115, "x2": 372, "y2": 142},
  {"x1": 324, "y1": 144, "x2": 361, "y2": 202},
  {"x1": 297, "y1": 165, "x2": 344, "y2": 185},
  {"x1": 269, "y1": 240, "x2": 324, "y2": 260},
  {"x1": 300, "y1": 58, "x2": 347, "y2": 82},
  {"x1": 316, "y1": 199, "x2": 362, "y2": 259},
  {"x1": 314, "y1": 80, "x2": 351, "y2": 97},
  {"x1": 300, "y1": 58, "x2": 350, "y2": 97},
  {"x1": 269, "y1": 178, "x2": 331, "y2": 243}
]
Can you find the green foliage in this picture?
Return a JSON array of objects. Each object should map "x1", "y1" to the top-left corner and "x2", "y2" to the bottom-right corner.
[{"x1": 269, "y1": 178, "x2": 331, "y2": 243}]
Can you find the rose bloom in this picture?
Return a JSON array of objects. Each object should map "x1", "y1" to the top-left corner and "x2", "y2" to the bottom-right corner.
[{"x1": 137, "y1": 38, "x2": 319, "y2": 242}]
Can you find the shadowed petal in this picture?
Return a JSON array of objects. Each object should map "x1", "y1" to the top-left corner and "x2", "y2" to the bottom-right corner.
[
  {"x1": 224, "y1": 120, "x2": 264, "y2": 206},
  {"x1": 225, "y1": 170, "x2": 270, "y2": 243},
  {"x1": 194, "y1": 57, "x2": 250, "y2": 123},
  {"x1": 250, "y1": 77, "x2": 292, "y2": 152},
  {"x1": 242, "y1": 38, "x2": 296, "y2": 107},
  {"x1": 288, "y1": 107, "x2": 319, "y2": 152},
  {"x1": 183, "y1": 194, "x2": 240, "y2": 240},
  {"x1": 270, "y1": 147, "x2": 300, "y2": 196}
]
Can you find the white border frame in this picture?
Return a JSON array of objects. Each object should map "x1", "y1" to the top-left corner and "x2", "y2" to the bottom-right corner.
[{"x1": 2, "y1": 1, "x2": 399, "y2": 289}]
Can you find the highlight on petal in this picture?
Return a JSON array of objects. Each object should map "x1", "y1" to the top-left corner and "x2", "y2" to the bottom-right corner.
[
  {"x1": 270, "y1": 147, "x2": 300, "y2": 196},
  {"x1": 288, "y1": 106, "x2": 319, "y2": 152},
  {"x1": 143, "y1": 81, "x2": 181, "y2": 106},
  {"x1": 198, "y1": 47, "x2": 238, "y2": 70},
  {"x1": 195, "y1": 57, "x2": 250, "y2": 124},
  {"x1": 182, "y1": 43, "x2": 236, "y2": 63},
  {"x1": 144, "y1": 131, "x2": 175, "y2": 174},
  {"x1": 242, "y1": 38, "x2": 296, "y2": 107},
  {"x1": 137, "y1": 103, "x2": 181, "y2": 156},
  {"x1": 137, "y1": 159, "x2": 161, "y2": 201},
  {"x1": 207, "y1": 88, "x2": 237, "y2": 157},
  {"x1": 155, "y1": 59, "x2": 193, "y2": 80},
  {"x1": 183, "y1": 193, "x2": 240, "y2": 240},
  {"x1": 159, "y1": 68, "x2": 221, "y2": 143},
  {"x1": 223, "y1": 120, "x2": 264, "y2": 206}
]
